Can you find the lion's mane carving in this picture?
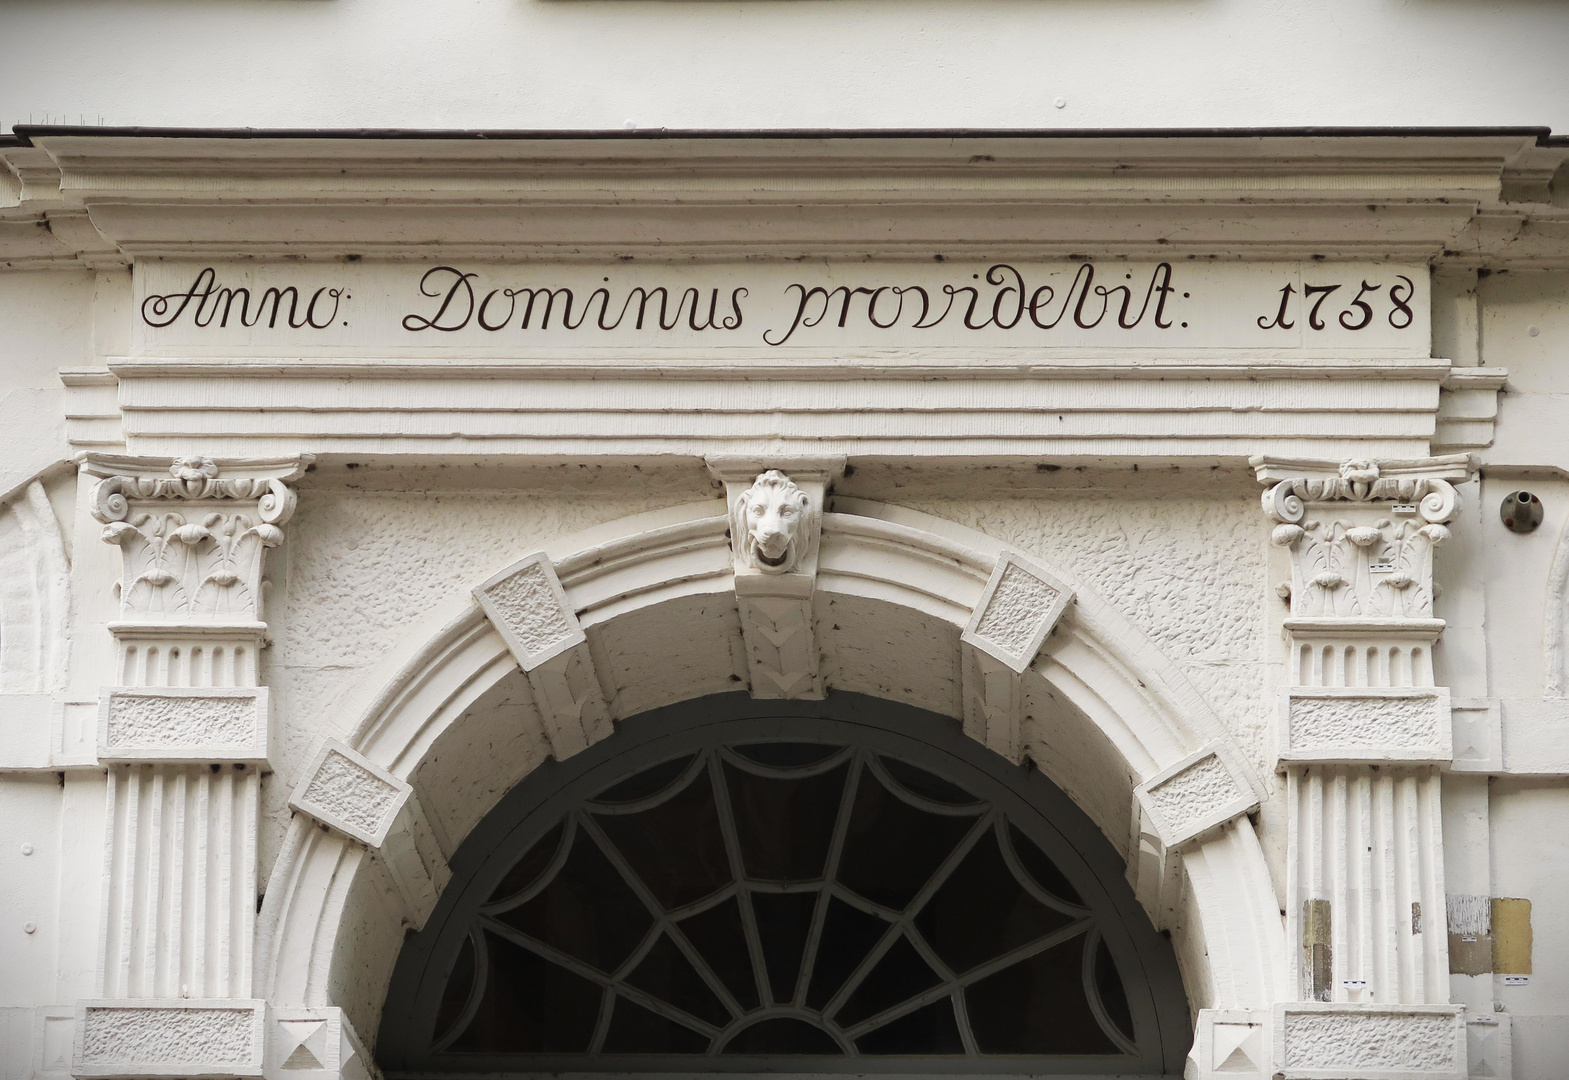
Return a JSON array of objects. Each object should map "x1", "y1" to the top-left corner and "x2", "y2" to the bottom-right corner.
[{"x1": 732, "y1": 470, "x2": 816, "y2": 574}]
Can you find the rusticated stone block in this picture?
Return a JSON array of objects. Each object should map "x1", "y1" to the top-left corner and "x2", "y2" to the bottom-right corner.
[
  {"x1": 98, "y1": 686, "x2": 270, "y2": 765},
  {"x1": 961, "y1": 550, "x2": 1074, "y2": 674},
  {"x1": 1280, "y1": 687, "x2": 1451, "y2": 765},
  {"x1": 473, "y1": 553, "x2": 584, "y2": 670},
  {"x1": 1273, "y1": 1002, "x2": 1465, "y2": 1080},
  {"x1": 289, "y1": 740, "x2": 409, "y2": 847},
  {"x1": 1134, "y1": 744, "x2": 1258, "y2": 850},
  {"x1": 74, "y1": 1000, "x2": 265, "y2": 1078}
]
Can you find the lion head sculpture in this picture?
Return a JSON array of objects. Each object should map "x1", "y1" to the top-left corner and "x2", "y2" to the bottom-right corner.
[{"x1": 732, "y1": 470, "x2": 816, "y2": 574}]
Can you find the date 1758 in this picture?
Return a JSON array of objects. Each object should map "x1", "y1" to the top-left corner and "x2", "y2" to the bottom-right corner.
[{"x1": 1257, "y1": 275, "x2": 1416, "y2": 331}]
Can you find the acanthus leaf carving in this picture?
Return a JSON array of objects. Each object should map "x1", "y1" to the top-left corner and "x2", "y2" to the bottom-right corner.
[
  {"x1": 86, "y1": 455, "x2": 306, "y2": 624},
  {"x1": 1255, "y1": 456, "x2": 1471, "y2": 623}
]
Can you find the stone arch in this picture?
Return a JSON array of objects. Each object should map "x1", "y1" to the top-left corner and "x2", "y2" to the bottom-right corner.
[{"x1": 255, "y1": 499, "x2": 1286, "y2": 1051}]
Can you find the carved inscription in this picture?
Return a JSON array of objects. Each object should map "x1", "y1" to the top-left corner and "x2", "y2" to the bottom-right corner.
[
  {"x1": 137, "y1": 261, "x2": 1428, "y2": 353},
  {"x1": 1257, "y1": 275, "x2": 1417, "y2": 332}
]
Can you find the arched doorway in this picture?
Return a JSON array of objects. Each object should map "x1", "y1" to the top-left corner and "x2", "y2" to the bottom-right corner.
[{"x1": 377, "y1": 692, "x2": 1191, "y2": 1076}]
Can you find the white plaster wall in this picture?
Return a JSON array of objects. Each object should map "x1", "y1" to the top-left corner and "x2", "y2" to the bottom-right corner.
[
  {"x1": 0, "y1": 272, "x2": 90, "y2": 500},
  {"x1": 1, "y1": 0, "x2": 1567, "y2": 133},
  {"x1": 1490, "y1": 779, "x2": 1569, "y2": 1080}
]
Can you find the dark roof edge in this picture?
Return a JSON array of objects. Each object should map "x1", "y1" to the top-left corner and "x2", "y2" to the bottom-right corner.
[{"x1": 0, "y1": 123, "x2": 1561, "y2": 147}]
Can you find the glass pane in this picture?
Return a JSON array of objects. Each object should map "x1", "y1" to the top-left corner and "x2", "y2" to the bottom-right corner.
[
  {"x1": 495, "y1": 831, "x2": 652, "y2": 974},
  {"x1": 750, "y1": 890, "x2": 817, "y2": 1005},
  {"x1": 722, "y1": 1017, "x2": 842, "y2": 1055},
  {"x1": 449, "y1": 931, "x2": 601, "y2": 1053},
  {"x1": 837, "y1": 770, "x2": 977, "y2": 911},
  {"x1": 1094, "y1": 937, "x2": 1135, "y2": 1042},
  {"x1": 854, "y1": 998, "x2": 965, "y2": 1055},
  {"x1": 601, "y1": 996, "x2": 711, "y2": 1054},
  {"x1": 625, "y1": 932, "x2": 731, "y2": 1027},
  {"x1": 1008, "y1": 823, "x2": 1083, "y2": 906},
  {"x1": 433, "y1": 932, "x2": 476, "y2": 1043},
  {"x1": 396, "y1": 722, "x2": 1174, "y2": 1070},
  {"x1": 878, "y1": 757, "x2": 979, "y2": 806},
  {"x1": 733, "y1": 742, "x2": 841, "y2": 768},
  {"x1": 965, "y1": 934, "x2": 1119, "y2": 1055},
  {"x1": 594, "y1": 755, "x2": 697, "y2": 804},
  {"x1": 677, "y1": 897, "x2": 760, "y2": 1011},
  {"x1": 487, "y1": 822, "x2": 564, "y2": 906},
  {"x1": 915, "y1": 826, "x2": 1075, "y2": 975},
  {"x1": 594, "y1": 768, "x2": 731, "y2": 909},
  {"x1": 833, "y1": 933, "x2": 941, "y2": 1027},
  {"x1": 805, "y1": 897, "x2": 889, "y2": 1009},
  {"x1": 726, "y1": 759, "x2": 847, "y2": 881}
]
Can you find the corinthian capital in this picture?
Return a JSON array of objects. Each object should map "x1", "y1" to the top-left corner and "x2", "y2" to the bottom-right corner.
[
  {"x1": 1253, "y1": 453, "x2": 1474, "y2": 526},
  {"x1": 81, "y1": 453, "x2": 311, "y2": 624},
  {"x1": 1252, "y1": 454, "x2": 1474, "y2": 623}
]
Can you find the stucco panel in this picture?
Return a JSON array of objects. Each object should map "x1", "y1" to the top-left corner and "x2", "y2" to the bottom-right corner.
[{"x1": 904, "y1": 494, "x2": 1271, "y2": 774}]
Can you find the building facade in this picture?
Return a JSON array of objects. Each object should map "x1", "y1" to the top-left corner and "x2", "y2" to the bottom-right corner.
[{"x1": 1, "y1": 118, "x2": 1568, "y2": 1080}]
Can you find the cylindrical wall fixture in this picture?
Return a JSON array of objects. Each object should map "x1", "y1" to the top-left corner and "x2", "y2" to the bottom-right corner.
[{"x1": 1502, "y1": 491, "x2": 1544, "y2": 533}]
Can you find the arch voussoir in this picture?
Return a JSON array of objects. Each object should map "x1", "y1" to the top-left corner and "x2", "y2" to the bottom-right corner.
[{"x1": 261, "y1": 497, "x2": 1281, "y2": 1051}]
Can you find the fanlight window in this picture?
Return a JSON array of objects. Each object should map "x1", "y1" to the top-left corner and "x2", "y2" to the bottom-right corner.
[{"x1": 379, "y1": 702, "x2": 1188, "y2": 1076}]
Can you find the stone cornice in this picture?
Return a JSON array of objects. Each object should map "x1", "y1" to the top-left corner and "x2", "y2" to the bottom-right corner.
[{"x1": 3, "y1": 130, "x2": 1566, "y2": 266}]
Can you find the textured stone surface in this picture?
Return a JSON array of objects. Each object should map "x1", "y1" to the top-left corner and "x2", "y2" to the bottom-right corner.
[
  {"x1": 105, "y1": 692, "x2": 255, "y2": 748},
  {"x1": 972, "y1": 561, "x2": 1062, "y2": 659},
  {"x1": 277, "y1": 489, "x2": 687, "y2": 670},
  {"x1": 1290, "y1": 695, "x2": 1439, "y2": 747},
  {"x1": 412, "y1": 668, "x2": 554, "y2": 849},
  {"x1": 907, "y1": 493, "x2": 1271, "y2": 773},
  {"x1": 263, "y1": 487, "x2": 696, "y2": 871},
  {"x1": 1144, "y1": 754, "x2": 1244, "y2": 832},
  {"x1": 1282, "y1": 1010, "x2": 1456, "y2": 1069},
  {"x1": 79, "y1": 1006, "x2": 255, "y2": 1064},
  {"x1": 301, "y1": 749, "x2": 400, "y2": 837},
  {"x1": 481, "y1": 563, "x2": 577, "y2": 660}
]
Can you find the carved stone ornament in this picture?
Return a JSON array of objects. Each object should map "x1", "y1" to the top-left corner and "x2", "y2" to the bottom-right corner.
[
  {"x1": 1279, "y1": 687, "x2": 1452, "y2": 765},
  {"x1": 961, "y1": 550, "x2": 1074, "y2": 674},
  {"x1": 474, "y1": 553, "x2": 613, "y2": 755},
  {"x1": 709, "y1": 460, "x2": 840, "y2": 702},
  {"x1": 731, "y1": 469, "x2": 819, "y2": 575},
  {"x1": 288, "y1": 740, "x2": 451, "y2": 928},
  {"x1": 1133, "y1": 744, "x2": 1259, "y2": 850},
  {"x1": 1254, "y1": 456, "x2": 1474, "y2": 622},
  {"x1": 1256, "y1": 455, "x2": 1472, "y2": 527},
  {"x1": 98, "y1": 686, "x2": 270, "y2": 765},
  {"x1": 1272, "y1": 1002, "x2": 1466, "y2": 1080},
  {"x1": 85, "y1": 454, "x2": 310, "y2": 623},
  {"x1": 473, "y1": 553, "x2": 585, "y2": 669},
  {"x1": 289, "y1": 740, "x2": 411, "y2": 848},
  {"x1": 73, "y1": 1000, "x2": 266, "y2": 1079},
  {"x1": 267, "y1": 1006, "x2": 373, "y2": 1080}
]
